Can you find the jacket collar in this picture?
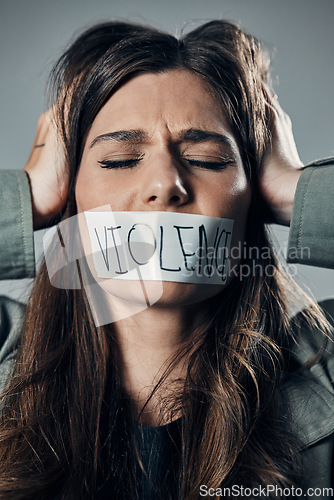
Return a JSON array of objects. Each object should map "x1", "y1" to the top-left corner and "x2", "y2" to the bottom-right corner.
[
  {"x1": 280, "y1": 299, "x2": 334, "y2": 448},
  {"x1": 280, "y1": 372, "x2": 334, "y2": 448}
]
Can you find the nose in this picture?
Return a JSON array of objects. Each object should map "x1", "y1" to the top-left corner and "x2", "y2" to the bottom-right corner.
[{"x1": 140, "y1": 154, "x2": 190, "y2": 209}]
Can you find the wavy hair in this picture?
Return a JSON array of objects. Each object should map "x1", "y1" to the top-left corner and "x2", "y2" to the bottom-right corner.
[{"x1": 0, "y1": 20, "x2": 331, "y2": 499}]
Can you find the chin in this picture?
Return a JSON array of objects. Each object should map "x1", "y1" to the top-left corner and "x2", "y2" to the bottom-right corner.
[{"x1": 98, "y1": 278, "x2": 224, "y2": 308}]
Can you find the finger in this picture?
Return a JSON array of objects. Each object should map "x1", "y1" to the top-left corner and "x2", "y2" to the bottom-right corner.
[
  {"x1": 262, "y1": 82, "x2": 278, "y2": 103},
  {"x1": 263, "y1": 83, "x2": 289, "y2": 119}
]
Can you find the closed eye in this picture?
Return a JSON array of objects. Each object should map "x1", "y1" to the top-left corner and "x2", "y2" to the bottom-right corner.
[
  {"x1": 98, "y1": 157, "x2": 234, "y2": 170},
  {"x1": 185, "y1": 159, "x2": 234, "y2": 170},
  {"x1": 98, "y1": 158, "x2": 142, "y2": 169}
]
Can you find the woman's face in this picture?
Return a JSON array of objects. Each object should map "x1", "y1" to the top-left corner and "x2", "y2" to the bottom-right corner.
[{"x1": 75, "y1": 69, "x2": 251, "y2": 306}]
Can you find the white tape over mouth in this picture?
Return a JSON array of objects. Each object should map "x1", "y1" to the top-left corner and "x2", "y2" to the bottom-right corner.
[{"x1": 84, "y1": 211, "x2": 234, "y2": 285}]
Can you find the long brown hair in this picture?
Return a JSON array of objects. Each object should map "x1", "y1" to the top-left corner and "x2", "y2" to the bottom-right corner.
[{"x1": 0, "y1": 20, "x2": 331, "y2": 499}]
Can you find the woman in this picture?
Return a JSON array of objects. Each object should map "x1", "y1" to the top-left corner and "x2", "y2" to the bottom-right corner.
[{"x1": 0, "y1": 20, "x2": 333, "y2": 499}]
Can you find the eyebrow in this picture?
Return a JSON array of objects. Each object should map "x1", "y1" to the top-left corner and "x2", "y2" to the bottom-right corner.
[
  {"x1": 180, "y1": 128, "x2": 235, "y2": 150},
  {"x1": 90, "y1": 128, "x2": 235, "y2": 150},
  {"x1": 90, "y1": 130, "x2": 147, "y2": 148}
]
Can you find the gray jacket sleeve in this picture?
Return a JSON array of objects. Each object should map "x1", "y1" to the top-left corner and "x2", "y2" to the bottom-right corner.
[
  {"x1": 0, "y1": 170, "x2": 34, "y2": 390},
  {"x1": 0, "y1": 170, "x2": 35, "y2": 279},
  {"x1": 287, "y1": 157, "x2": 334, "y2": 269}
]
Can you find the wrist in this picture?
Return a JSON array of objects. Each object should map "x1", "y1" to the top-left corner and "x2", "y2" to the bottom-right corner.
[
  {"x1": 24, "y1": 170, "x2": 50, "y2": 230},
  {"x1": 276, "y1": 169, "x2": 303, "y2": 226}
]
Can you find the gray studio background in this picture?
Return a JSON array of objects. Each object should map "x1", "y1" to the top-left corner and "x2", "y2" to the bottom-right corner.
[{"x1": 1, "y1": 0, "x2": 334, "y2": 304}]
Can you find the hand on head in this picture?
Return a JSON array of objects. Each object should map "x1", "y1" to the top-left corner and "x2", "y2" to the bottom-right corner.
[
  {"x1": 260, "y1": 84, "x2": 303, "y2": 225},
  {"x1": 24, "y1": 107, "x2": 68, "y2": 229}
]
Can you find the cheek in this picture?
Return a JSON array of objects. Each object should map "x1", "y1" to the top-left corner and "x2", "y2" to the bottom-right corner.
[
  {"x1": 75, "y1": 166, "x2": 139, "y2": 213},
  {"x1": 213, "y1": 170, "x2": 252, "y2": 222},
  {"x1": 75, "y1": 168, "x2": 115, "y2": 212},
  {"x1": 230, "y1": 184, "x2": 252, "y2": 222},
  {"x1": 212, "y1": 173, "x2": 251, "y2": 263},
  {"x1": 75, "y1": 168, "x2": 97, "y2": 212},
  {"x1": 228, "y1": 168, "x2": 251, "y2": 216}
]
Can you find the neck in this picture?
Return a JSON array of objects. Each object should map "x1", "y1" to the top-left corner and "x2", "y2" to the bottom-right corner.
[{"x1": 112, "y1": 302, "x2": 208, "y2": 426}]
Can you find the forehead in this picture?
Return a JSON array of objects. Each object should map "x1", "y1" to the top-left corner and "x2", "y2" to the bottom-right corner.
[{"x1": 87, "y1": 69, "x2": 233, "y2": 138}]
